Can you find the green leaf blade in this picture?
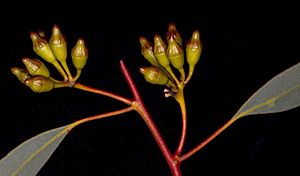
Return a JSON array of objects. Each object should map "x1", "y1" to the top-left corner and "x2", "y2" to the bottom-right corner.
[
  {"x1": 233, "y1": 62, "x2": 300, "y2": 119},
  {"x1": 0, "y1": 125, "x2": 71, "y2": 176}
]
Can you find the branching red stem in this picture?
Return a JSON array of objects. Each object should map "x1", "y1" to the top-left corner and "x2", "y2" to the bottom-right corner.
[{"x1": 119, "y1": 60, "x2": 182, "y2": 176}]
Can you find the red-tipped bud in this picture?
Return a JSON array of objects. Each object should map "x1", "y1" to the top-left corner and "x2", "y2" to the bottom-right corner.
[
  {"x1": 71, "y1": 39, "x2": 88, "y2": 70},
  {"x1": 11, "y1": 67, "x2": 31, "y2": 83},
  {"x1": 24, "y1": 76, "x2": 54, "y2": 93},
  {"x1": 22, "y1": 58, "x2": 50, "y2": 77},
  {"x1": 49, "y1": 25, "x2": 67, "y2": 63},
  {"x1": 186, "y1": 30, "x2": 202, "y2": 67},
  {"x1": 153, "y1": 35, "x2": 169, "y2": 68},
  {"x1": 166, "y1": 23, "x2": 182, "y2": 45},
  {"x1": 30, "y1": 32, "x2": 56, "y2": 64},
  {"x1": 140, "y1": 66, "x2": 170, "y2": 85},
  {"x1": 167, "y1": 35, "x2": 184, "y2": 69},
  {"x1": 139, "y1": 36, "x2": 159, "y2": 67}
]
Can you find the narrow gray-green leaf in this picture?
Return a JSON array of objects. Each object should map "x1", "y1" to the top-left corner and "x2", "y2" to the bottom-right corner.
[
  {"x1": 233, "y1": 62, "x2": 300, "y2": 119},
  {"x1": 0, "y1": 125, "x2": 71, "y2": 176}
]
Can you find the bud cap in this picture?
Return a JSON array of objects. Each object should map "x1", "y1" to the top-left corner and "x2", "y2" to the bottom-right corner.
[
  {"x1": 25, "y1": 76, "x2": 54, "y2": 93},
  {"x1": 71, "y1": 39, "x2": 88, "y2": 70},
  {"x1": 153, "y1": 35, "x2": 169, "y2": 68},
  {"x1": 186, "y1": 30, "x2": 202, "y2": 66},
  {"x1": 167, "y1": 35, "x2": 184, "y2": 69},
  {"x1": 140, "y1": 66, "x2": 169, "y2": 85},
  {"x1": 30, "y1": 32, "x2": 56, "y2": 64},
  {"x1": 49, "y1": 25, "x2": 67, "y2": 63},
  {"x1": 11, "y1": 67, "x2": 31, "y2": 83},
  {"x1": 139, "y1": 36, "x2": 159, "y2": 67},
  {"x1": 166, "y1": 23, "x2": 182, "y2": 45},
  {"x1": 22, "y1": 58, "x2": 50, "y2": 77}
]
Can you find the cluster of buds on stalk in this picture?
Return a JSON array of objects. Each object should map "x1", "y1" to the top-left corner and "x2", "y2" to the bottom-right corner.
[
  {"x1": 139, "y1": 23, "x2": 202, "y2": 97},
  {"x1": 11, "y1": 25, "x2": 88, "y2": 93}
]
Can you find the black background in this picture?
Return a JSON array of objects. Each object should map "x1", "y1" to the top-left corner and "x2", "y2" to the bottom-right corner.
[{"x1": 1, "y1": 1, "x2": 300, "y2": 175}]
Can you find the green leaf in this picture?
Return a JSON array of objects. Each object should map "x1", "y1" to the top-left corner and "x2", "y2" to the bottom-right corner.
[
  {"x1": 0, "y1": 125, "x2": 71, "y2": 176},
  {"x1": 233, "y1": 62, "x2": 300, "y2": 119}
]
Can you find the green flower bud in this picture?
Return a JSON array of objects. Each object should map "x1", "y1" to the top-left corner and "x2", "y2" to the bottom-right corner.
[
  {"x1": 22, "y1": 58, "x2": 50, "y2": 77},
  {"x1": 24, "y1": 76, "x2": 54, "y2": 93},
  {"x1": 140, "y1": 66, "x2": 170, "y2": 85},
  {"x1": 30, "y1": 32, "x2": 56, "y2": 64},
  {"x1": 139, "y1": 36, "x2": 160, "y2": 67},
  {"x1": 49, "y1": 25, "x2": 67, "y2": 63},
  {"x1": 153, "y1": 35, "x2": 170, "y2": 68},
  {"x1": 186, "y1": 30, "x2": 202, "y2": 67},
  {"x1": 167, "y1": 35, "x2": 184, "y2": 69},
  {"x1": 71, "y1": 39, "x2": 88, "y2": 70},
  {"x1": 11, "y1": 67, "x2": 31, "y2": 83},
  {"x1": 166, "y1": 23, "x2": 182, "y2": 45}
]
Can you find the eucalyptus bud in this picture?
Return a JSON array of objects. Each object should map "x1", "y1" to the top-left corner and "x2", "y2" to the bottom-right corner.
[
  {"x1": 167, "y1": 35, "x2": 184, "y2": 69},
  {"x1": 25, "y1": 76, "x2": 54, "y2": 93},
  {"x1": 11, "y1": 67, "x2": 31, "y2": 83},
  {"x1": 30, "y1": 32, "x2": 56, "y2": 64},
  {"x1": 166, "y1": 23, "x2": 182, "y2": 45},
  {"x1": 140, "y1": 66, "x2": 170, "y2": 85},
  {"x1": 186, "y1": 30, "x2": 202, "y2": 67},
  {"x1": 139, "y1": 36, "x2": 160, "y2": 67},
  {"x1": 22, "y1": 58, "x2": 50, "y2": 77},
  {"x1": 71, "y1": 39, "x2": 88, "y2": 70},
  {"x1": 153, "y1": 35, "x2": 170, "y2": 68},
  {"x1": 49, "y1": 25, "x2": 67, "y2": 63}
]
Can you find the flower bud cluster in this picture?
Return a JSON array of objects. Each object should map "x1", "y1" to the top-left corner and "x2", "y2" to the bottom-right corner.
[
  {"x1": 12, "y1": 25, "x2": 89, "y2": 92},
  {"x1": 139, "y1": 23, "x2": 202, "y2": 97}
]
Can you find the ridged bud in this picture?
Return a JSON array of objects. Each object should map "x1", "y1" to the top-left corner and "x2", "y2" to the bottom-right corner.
[
  {"x1": 22, "y1": 58, "x2": 50, "y2": 77},
  {"x1": 24, "y1": 76, "x2": 54, "y2": 93},
  {"x1": 167, "y1": 35, "x2": 184, "y2": 69},
  {"x1": 140, "y1": 66, "x2": 169, "y2": 85},
  {"x1": 30, "y1": 32, "x2": 56, "y2": 64},
  {"x1": 71, "y1": 39, "x2": 88, "y2": 70},
  {"x1": 11, "y1": 67, "x2": 31, "y2": 83},
  {"x1": 186, "y1": 30, "x2": 202, "y2": 67},
  {"x1": 153, "y1": 35, "x2": 169, "y2": 68},
  {"x1": 49, "y1": 25, "x2": 67, "y2": 63},
  {"x1": 139, "y1": 36, "x2": 159, "y2": 67},
  {"x1": 166, "y1": 23, "x2": 182, "y2": 45}
]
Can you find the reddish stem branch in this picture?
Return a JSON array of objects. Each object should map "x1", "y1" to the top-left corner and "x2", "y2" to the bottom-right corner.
[
  {"x1": 174, "y1": 89, "x2": 187, "y2": 156},
  {"x1": 71, "y1": 106, "x2": 134, "y2": 127},
  {"x1": 180, "y1": 118, "x2": 237, "y2": 162},
  {"x1": 74, "y1": 83, "x2": 132, "y2": 105},
  {"x1": 119, "y1": 60, "x2": 182, "y2": 176}
]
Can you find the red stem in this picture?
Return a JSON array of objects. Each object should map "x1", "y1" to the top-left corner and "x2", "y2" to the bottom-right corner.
[
  {"x1": 119, "y1": 60, "x2": 182, "y2": 176},
  {"x1": 74, "y1": 83, "x2": 132, "y2": 105},
  {"x1": 174, "y1": 90, "x2": 187, "y2": 156},
  {"x1": 71, "y1": 107, "x2": 134, "y2": 127},
  {"x1": 180, "y1": 118, "x2": 237, "y2": 162}
]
